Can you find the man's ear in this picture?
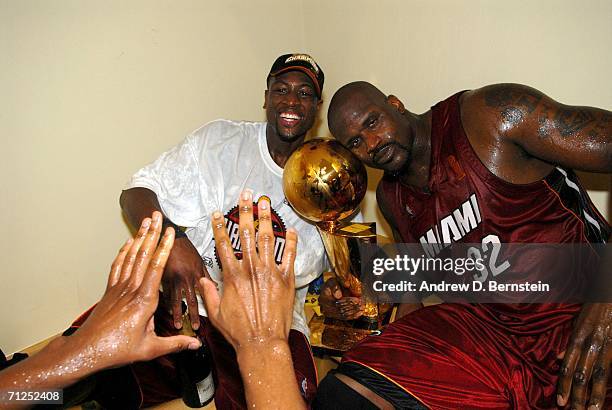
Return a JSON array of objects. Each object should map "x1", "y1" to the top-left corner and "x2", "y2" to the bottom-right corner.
[
  {"x1": 263, "y1": 90, "x2": 268, "y2": 109},
  {"x1": 316, "y1": 97, "x2": 323, "y2": 110},
  {"x1": 387, "y1": 95, "x2": 406, "y2": 114}
]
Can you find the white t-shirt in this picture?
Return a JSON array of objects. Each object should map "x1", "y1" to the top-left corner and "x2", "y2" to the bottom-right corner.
[{"x1": 125, "y1": 119, "x2": 327, "y2": 336}]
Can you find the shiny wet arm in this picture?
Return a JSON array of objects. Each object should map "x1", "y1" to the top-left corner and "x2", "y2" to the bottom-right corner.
[{"x1": 477, "y1": 83, "x2": 611, "y2": 173}]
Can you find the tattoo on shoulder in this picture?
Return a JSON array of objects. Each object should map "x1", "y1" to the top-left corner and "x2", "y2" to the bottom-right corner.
[
  {"x1": 484, "y1": 86, "x2": 543, "y2": 128},
  {"x1": 484, "y1": 85, "x2": 610, "y2": 139},
  {"x1": 484, "y1": 86, "x2": 542, "y2": 113}
]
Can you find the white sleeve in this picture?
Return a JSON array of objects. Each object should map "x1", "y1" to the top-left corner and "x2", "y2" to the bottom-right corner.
[{"x1": 125, "y1": 134, "x2": 207, "y2": 227}]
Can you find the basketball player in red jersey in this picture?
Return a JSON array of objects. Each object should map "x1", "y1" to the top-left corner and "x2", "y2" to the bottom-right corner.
[{"x1": 320, "y1": 82, "x2": 611, "y2": 409}]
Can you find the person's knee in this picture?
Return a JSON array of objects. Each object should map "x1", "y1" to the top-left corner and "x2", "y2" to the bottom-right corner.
[
  {"x1": 313, "y1": 372, "x2": 380, "y2": 410},
  {"x1": 316, "y1": 363, "x2": 428, "y2": 409}
]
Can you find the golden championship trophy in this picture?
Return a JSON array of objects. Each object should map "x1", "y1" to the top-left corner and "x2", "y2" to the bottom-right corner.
[{"x1": 283, "y1": 139, "x2": 390, "y2": 354}]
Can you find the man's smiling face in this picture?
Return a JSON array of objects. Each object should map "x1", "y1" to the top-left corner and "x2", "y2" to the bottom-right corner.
[{"x1": 265, "y1": 70, "x2": 321, "y2": 141}]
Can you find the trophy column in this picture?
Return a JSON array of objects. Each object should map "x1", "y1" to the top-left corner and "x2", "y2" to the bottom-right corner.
[
  {"x1": 282, "y1": 139, "x2": 392, "y2": 354},
  {"x1": 317, "y1": 220, "x2": 379, "y2": 326}
]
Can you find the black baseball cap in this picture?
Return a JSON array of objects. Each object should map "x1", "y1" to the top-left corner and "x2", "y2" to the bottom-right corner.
[{"x1": 267, "y1": 53, "x2": 324, "y2": 98}]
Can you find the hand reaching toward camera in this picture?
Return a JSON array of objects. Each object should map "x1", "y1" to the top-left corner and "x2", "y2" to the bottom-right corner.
[
  {"x1": 0, "y1": 212, "x2": 200, "y2": 409},
  {"x1": 199, "y1": 190, "x2": 296, "y2": 349},
  {"x1": 198, "y1": 190, "x2": 305, "y2": 410}
]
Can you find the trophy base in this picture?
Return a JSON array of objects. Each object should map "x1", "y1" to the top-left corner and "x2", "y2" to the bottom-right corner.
[
  {"x1": 309, "y1": 306, "x2": 393, "y2": 357},
  {"x1": 336, "y1": 315, "x2": 379, "y2": 331}
]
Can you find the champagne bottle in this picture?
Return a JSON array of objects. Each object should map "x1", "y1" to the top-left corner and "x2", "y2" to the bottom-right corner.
[{"x1": 177, "y1": 312, "x2": 215, "y2": 408}]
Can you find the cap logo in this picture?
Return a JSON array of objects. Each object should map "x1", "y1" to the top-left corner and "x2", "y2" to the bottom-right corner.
[{"x1": 285, "y1": 54, "x2": 320, "y2": 74}]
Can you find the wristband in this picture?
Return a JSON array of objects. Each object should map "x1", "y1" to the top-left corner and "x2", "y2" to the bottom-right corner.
[{"x1": 162, "y1": 218, "x2": 188, "y2": 239}]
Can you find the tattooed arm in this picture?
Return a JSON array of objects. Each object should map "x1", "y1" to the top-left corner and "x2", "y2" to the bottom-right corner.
[
  {"x1": 465, "y1": 84, "x2": 612, "y2": 409},
  {"x1": 465, "y1": 83, "x2": 611, "y2": 174}
]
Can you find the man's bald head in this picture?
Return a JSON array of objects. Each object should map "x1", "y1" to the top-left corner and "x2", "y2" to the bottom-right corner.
[
  {"x1": 327, "y1": 81, "x2": 414, "y2": 173},
  {"x1": 328, "y1": 81, "x2": 387, "y2": 137}
]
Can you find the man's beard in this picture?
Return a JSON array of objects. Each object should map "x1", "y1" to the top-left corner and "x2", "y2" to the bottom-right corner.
[
  {"x1": 383, "y1": 142, "x2": 412, "y2": 178},
  {"x1": 275, "y1": 120, "x2": 310, "y2": 142},
  {"x1": 277, "y1": 129, "x2": 306, "y2": 142}
]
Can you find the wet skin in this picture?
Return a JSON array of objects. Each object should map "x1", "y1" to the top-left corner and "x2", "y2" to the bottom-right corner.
[
  {"x1": 199, "y1": 190, "x2": 304, "y2": 409},
  {"x1": 327, "y1": 81, "x2": 612, "y2": 410},
  {"x1": 0, "y1": 213, "x2": 200, "y2": 409}
]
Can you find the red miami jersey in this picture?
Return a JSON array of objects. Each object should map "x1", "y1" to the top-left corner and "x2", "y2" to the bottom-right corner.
[
  {"x1": 341, "y1": 92, "x2": 611, "y2": 409},
  {"x1": 379, "y1": 91, "x2": 610, "y2": 325}
]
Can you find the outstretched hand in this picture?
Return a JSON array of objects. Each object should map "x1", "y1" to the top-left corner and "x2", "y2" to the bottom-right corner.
[
  {"x1": 198, "y1": 190, "x2": 297, "y2": 350},
  {"x1": 72, "y1": 211, "x2": 201, "y2": 368},
  {"x1": 197, "y1": 190, "x2": 305, "y2": 410},
  {"x1": 557, "y1": 303, "x2": 612, "y2": 410},
  {"x1": 0, "y1": 212, "x2": 201, "y2": 400}
]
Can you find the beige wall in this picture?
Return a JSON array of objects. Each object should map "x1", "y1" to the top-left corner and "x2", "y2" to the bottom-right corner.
[
  {"x1": 1, "y1": 0, "x2": 610, "y2": 353},
  {"x1": 0, "y1": 0, "x2": 307, "y2": 353}
]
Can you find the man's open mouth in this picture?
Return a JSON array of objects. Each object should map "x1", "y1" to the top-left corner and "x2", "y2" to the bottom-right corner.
[{"x1": 279, "y1": 112, "x2": 302, "y2": 128}]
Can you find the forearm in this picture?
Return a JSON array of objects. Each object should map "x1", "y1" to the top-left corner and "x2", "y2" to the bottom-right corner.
[
  {"x1": 0, "y1": 337, "x2": 99, "y2": 409},
  {"x1": 236, "y1": 341, "x2": 306, "y2": 410},
  {"x1": 119, "y1": 187, "x2": 165, "y2": 229}
]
